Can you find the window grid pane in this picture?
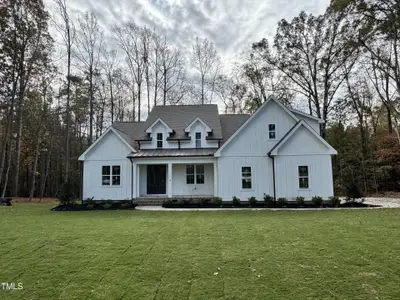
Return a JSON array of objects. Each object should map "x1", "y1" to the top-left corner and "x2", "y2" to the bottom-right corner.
[
  {"x1": 112, "y1": 166, "x2": 120, "y2": 175},
  {"x1": 269, "y1": 124, "x2": 275, "y2": 131},
  {"x1": 187, "y1": 175, "x2": 195, "y2": 184},
  {"x1": 102, "y1": 166, "x2": 110, "y2": 175},
  {"x1": 112, "y1": 176, "x2": 121, "y2": 185},
  {"x1": 102, "y1": 176, "x2": 110, "y2": 185}
]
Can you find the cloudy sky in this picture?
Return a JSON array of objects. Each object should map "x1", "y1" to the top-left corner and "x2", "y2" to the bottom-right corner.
[{"x1": 46, "y1": 0, "x2": 330, "y2": 68}]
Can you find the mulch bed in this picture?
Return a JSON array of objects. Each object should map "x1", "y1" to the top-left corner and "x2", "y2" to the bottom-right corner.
[
  {"x1": 52, "y1": 204, "x2": 137, "y2": 211},
  {"x1": 162, "y1": 202, "x2": 380, "y2": 209}
]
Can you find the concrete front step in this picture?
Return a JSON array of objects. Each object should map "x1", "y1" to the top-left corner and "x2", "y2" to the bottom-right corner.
[
  {"x1": 135, "y1": 196, "x2": 215, "y2": 206},
  {"x1": 136, "y1": 198, "x2": 166, "y2": 206}
]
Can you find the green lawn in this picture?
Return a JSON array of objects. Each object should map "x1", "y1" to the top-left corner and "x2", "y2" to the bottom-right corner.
[{"x1": 1, "y1": 205, "x2": 400, "y2": 300}]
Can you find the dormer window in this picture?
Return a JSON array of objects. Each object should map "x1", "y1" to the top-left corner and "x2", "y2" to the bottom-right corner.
[
  {"x1": 195, "y1": 132, "x2": 201, "y2": 148},
  {"x1": 157, "y1": 133, "x2": 163, "y2": 148},
  {"x1": 269, "y1": 124, "x2": 276, "y2": 139}
]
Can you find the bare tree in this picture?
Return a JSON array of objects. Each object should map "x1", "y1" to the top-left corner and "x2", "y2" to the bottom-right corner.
[
  {"x1": 75, "y1": 12, "x2": 103, "y2": 144},
  {"x1": 53, "y1": 0, "x2": 75, "y2": 182},
  {"x1": 191, "y1": 37, "x2": 221, "y2": 104},
  {"x1": 159, "y1": 37, "x2": 186, "y2": 105},
  {"x1": 101, "y1": 47, "x2": 119, "y2": 123},
  {"x1": 113, "y1": 22, "x2": 145, "y2": 121}
]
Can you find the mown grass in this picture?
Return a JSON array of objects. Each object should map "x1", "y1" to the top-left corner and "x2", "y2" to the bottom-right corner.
[{"x1": 0, "y1": 204, "x2": 400, "y2": 300}]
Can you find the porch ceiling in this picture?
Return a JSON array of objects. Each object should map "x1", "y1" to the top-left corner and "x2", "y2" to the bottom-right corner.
[{"x1": 127, "y1": 148, "x2": 217, "y2": 158}]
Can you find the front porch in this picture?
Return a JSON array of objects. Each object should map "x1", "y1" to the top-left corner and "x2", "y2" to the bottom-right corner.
[{"x1": 131, "y1": 157, "x2": 218, "y2": 199}]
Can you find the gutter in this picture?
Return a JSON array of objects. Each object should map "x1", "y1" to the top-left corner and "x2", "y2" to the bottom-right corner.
[{"x1": 267, "y1": 152, "x2": 277, "y2": 202}]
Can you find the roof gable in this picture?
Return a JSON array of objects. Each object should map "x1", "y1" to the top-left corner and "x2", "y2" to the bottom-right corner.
[
  {"x1": 269, "y1": 120, "x2": 337, "y2": 156},
  {"x1": 185, "y1": 117, "x2": 212, "y2": 133},
  {"x1": 145, "y1": 118, "x2": 173, "y2": 134},
  {"x1": 215, "y1": 95, "x2": 299, "y2": 157},
  {"x1": 289, "y1": 108, "x2": 325, "y2": 123},
  {"x1": 78, "y1": 127, "x2": 136, "y2": 161}
]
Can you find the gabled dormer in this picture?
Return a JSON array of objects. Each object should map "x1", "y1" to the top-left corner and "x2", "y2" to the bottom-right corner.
[
  {"x1": 140, "y1": 118, "x2": 174, "y2": 149},
  {"x1": 182, "y1": 117, "x2": 219, "y2": 149}
]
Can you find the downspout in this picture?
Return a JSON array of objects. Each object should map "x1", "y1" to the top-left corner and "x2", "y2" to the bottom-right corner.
[
  {"x1": 128, "y1": 157, "x2": 134, "y2": 202},
  {"x1": 268, "y1": 153, "x2": 276, "y2": 202}
]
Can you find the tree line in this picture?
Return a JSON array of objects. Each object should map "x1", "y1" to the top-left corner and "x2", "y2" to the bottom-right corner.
[{"x1": 0, "y1": 0, "x2": 399, "y2": 199}]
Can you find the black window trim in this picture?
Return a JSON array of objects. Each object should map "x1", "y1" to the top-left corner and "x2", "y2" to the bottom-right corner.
[
  {"x1": 195, "y1": 132, "x2": 202, "y2": 148},
  {"x1": 241, "y1": 166, "x2": 252, "y2": 190},
  {"x1": 268, "y1": 123, "x2": 276, "y2": 140},
  {"x1": 156, "y1": 132, "x2": 163, "y2": 148},
  {"x1": 186, "y1": 164, "x2": 205, "y2": 184}
]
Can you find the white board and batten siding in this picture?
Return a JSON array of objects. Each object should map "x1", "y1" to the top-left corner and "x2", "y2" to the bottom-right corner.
[
  {"x1": 172, "y1": 164, "x2": 214, "y2": 196},
  {"x1": 217, "y1": 101, "x2": 296, "y2": 201},
  {"x1": 274, "y1": 125, "x2": 334, "y2": 200},
  {"x1": 82, "y1": 130, "x2": 132, "y2": 200}
]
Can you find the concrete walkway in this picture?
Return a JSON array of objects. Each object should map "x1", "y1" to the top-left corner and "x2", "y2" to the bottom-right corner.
[{"x1": 136, "y1": 198, "x2": 400, "y2": 211}]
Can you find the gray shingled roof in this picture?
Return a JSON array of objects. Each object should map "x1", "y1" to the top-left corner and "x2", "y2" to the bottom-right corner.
[
  {"x1": 112, "y1": 110, "x2": 251, "y2": 149},
  {"x1": 219, "y1": 114, "x2": 250, "y2": 145},
  {"x1": 141, "y1": 104, "x2": 222, "y2": 141},
  {"x1": 112, "y1": 122, "x2": 148, "y2": 148}
]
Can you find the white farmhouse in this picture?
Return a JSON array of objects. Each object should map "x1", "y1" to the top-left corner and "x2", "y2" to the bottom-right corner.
[{"x1": 78, "y1": 96, "x2": 337, "y2": 202}]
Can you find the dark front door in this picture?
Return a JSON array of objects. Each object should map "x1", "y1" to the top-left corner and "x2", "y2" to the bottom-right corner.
[{"x1": 147, "y1": 165, "x2": 167, "y2": 195}]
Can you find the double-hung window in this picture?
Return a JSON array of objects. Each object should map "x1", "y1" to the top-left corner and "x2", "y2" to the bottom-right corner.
[
  {"x1": 186, "y1": 165, "x2": 205, "y2": 184},
  {"x1": 157, "y1": 133, "x2": 163, "y2": 148},
  {"x1": 102, "y1": 165, "x2": 121, "y2": 186},
  {"x1": 195, "y1": 132, "x2": 201, "y2": 148},
  {"x1": 242, "y1": 166, "x2": 252, "y2": 189},
  {"x1": 268, "y1": 124, "x2": 276, "y2": 139},
  {"x1": 298, "y1": 166, "x2": 309, "y2": 189}
]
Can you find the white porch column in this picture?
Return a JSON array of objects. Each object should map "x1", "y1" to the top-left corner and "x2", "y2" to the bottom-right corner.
[
  {"x1": 132, "y1": 163, "x2": 137, "y2": 199},
  {"x1": 167, "y1": 163, "x2": 172, "y2": 198},
  {"x1": 136, "y1": 164, "x2": 140, "y2": 198},
  {"x1": 213, "y1": 162, "x2": 218, "y2": 197}
]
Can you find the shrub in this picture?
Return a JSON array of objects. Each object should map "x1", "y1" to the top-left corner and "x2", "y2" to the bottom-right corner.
[
  {"x1": 121, "y1": 202, "x2": 136, "y2": 209},
  {"x1": 103, "y1": 203, "x2": 112, "y2": 209},
  {"x1": 248, "y1": 196, "x2": 257, "y2": 206},
  {"x1": 57, "y1": 180, "x2": 78, "y2": 205},
  {"x1": 296, "y1": 196, "x2": 305, "y2": 206},
  {"x1": 83, "y1": 197, "x2": 94, "y2": 206},
  {"x1": 329, "y1": 196, "x2": 341, "y2": 206},
  {"x1": 312, "y1": 196, "x2": 323, "y2": 206},
  {"x1": 277, "y1": 197, "x2": 288, "y2": 206},
  {"x1": 232, "y1": 196, "x2": 241, "y2": 206},
  {"x1": 263, "y1": 194, "x2": 274, "y2": 205},
  {"x1": 111, "y1": 201, "x2": 122, "y2": 209},
  {"x1": 212, "y1": 197, "x2": 223, "y2": 206},
  {"x1": 346, "y1": 182, "x2": 363, "y2": 201},
  {"x1": 162, "y1": 199, "x2": 173, "y2": 207},
  {"x1": 198, "y1": 197, "x2": 211, "y2": 206}
]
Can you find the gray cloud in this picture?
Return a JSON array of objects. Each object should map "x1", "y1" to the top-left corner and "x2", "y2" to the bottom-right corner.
[{"x1": 45, "y1": 0, "x2": 330, "y2": 69}]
